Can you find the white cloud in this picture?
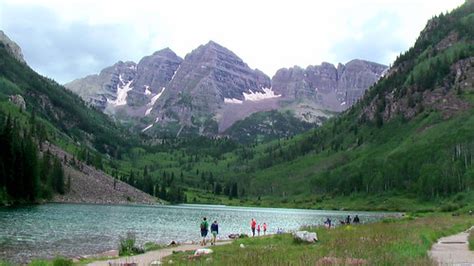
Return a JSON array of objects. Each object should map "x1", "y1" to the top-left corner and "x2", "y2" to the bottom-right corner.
[{"x1": 0, "y1": 0, "x2": 465, "y2": 83}]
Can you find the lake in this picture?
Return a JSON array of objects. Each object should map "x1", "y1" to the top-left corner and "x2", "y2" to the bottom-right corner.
[{"x1": 0, "y1": 203, "x2": 394, "y2": 263}]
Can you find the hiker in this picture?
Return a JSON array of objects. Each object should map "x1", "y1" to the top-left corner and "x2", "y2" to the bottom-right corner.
[
  {"x1": 200, "y1": 217, "x2": 209, "y2": 246},
  {"x1": 251, "y1": 218, "x2": 257, "y2": 237},
  {"x1": 345, "y1": 215, "x2": 351, "y2": 225},
  {"x1": 210, "y1": 220, "x2": 219, "y2": 245},
  {"x1": 257, "y1": 224, "x2": 261, "y2": 236},
  {"x1": 324, "y1": 217, "x2": 332, "y2": 228},
  {"x1": 353, "y1": 215, "x2": 360, "y2": 224},
  {"x1": 263, "y1": 223, "x2": 267, "y2": 235}
]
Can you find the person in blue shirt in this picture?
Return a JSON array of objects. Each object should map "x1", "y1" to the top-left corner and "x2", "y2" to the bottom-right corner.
[{"x1": 210, "y1": 220, "x2": 219, "y2": 245}]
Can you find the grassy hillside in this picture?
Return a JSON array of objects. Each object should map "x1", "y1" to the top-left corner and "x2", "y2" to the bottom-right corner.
[
  {"x1": 224, "y1": 110, "x2": 316, "y2": 144},
  {"x1": 0, "y1": 43, "x2": 137, "y2": 156}
]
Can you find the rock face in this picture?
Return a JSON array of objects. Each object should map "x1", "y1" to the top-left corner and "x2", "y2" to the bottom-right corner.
[
  {"x1": 66, "y1": 48, "x2": 182, "y2": 118},
  {"x1": 272, "y1": 60, "x2": 387, "y2": 115},
  {"x1": 66, "y1": 41, "x2": 387, "y2": 137},
  {"x1": 0, "y1": 30, "x2": 26, "y2": 64},
  {"x1": 9, "y1": 95, "x2": 26, "y2": 111},
  {"x1": 151, "y1": 41, "x2": 274, "y2": 136}
]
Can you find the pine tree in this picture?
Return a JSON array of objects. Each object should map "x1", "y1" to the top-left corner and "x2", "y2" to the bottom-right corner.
[{"x1": 52, "y1": 158, "x2": 65, "y2": 195}]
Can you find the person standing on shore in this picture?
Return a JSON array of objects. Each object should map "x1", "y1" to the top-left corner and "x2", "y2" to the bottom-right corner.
[
  {"x1": 210, "y1": 220, "x2": 219, "y2": 245},
  {"x1": 263, "y1": 223, "x2": 267, "y2": 235},
  {"x1": 251, "y1": 218, "x2": 256, "y2": 237},
  {"x1": 353, "y1": 215, "x2": 360, "y2": 224},
  {"x1": 257, "y1": 224, "x2": 261, "y2": 236},
  {"x1": 200, "y1": 217, "x2": 209, "y2": 246},
  {"x1": 325, "y1": 217, "x2": 332, "y2": 229}
]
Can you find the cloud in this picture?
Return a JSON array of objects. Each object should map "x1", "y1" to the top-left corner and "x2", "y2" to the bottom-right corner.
[
  {"x1": 329, "y1": 11, "x2": 407, "y2": 66},
  {"x1": 0, "y1": 0, "x2": 465, "y2": 83},
  {"x1": 0, "y1": 3, "x2": 160, "y2": 83}
]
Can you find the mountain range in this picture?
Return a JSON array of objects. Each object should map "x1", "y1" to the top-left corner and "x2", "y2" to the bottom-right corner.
[{"x1": 66, "y1": 41, "x2": 387, "y2": 138}]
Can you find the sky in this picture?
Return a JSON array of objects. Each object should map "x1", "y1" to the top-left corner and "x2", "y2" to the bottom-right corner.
[{"x1": 0, "y1": 0, "x2": 465, "y2": 84}]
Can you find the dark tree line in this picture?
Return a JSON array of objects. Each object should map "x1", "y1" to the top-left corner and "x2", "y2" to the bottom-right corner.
[{"x1": 0, "y1": 115, "x2": 65, "y2": 203}]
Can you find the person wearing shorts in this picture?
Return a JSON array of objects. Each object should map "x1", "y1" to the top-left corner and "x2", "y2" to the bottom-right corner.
[
  {"x1": 200, "y1": 217, "x2": 209, "y2": 246},
  {"x1": 210, "y1": 220, "x2": 219, "y2": 245}
]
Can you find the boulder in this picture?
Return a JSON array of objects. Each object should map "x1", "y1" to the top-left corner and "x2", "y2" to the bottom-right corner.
[
  {"x1": 9, "y1": 95, "x2": 26, "y2": 111},
  {"x1": 293, "y1": 231, "x2": 318, "y2": 243},
  {"x1": 194, "y1": 248, "x2": 213, "y2": 256}
]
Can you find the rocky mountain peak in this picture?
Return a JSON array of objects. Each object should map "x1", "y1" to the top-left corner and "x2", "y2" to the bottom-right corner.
[
  {"x1": 0, "y1": 30, "x2": 26, "y2": 64},
  {"x1": 152, "y1": 47, "x2": 177, "y2": 57}
]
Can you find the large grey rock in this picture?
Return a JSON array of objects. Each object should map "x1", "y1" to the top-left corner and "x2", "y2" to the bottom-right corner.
[
  {"x1": 293, "y1": 231, "x2": 318, "y2": 243},
  {"x1": 0, "y1": 30, "x2": 26, "y2": 64},
  {"x1": 9, "y1": 95, "x2": 26, "y2": 110}
]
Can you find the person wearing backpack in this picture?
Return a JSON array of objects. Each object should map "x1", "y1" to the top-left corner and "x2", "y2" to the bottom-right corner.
[
  {"x1": 210, "y1": 220, "x2": 219, "y2": 245},
  {"x1": 200, "y1": 217, "x2": 209, "y2": 246}
]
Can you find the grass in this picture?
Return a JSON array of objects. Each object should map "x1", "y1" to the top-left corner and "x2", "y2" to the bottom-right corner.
[
  {"x1": 469, "y1": 229, "x2": 474, "y2": 251},
  {"x1": 164, "y1": 214, "x2": 473, "y2": 265},
  {"x1": 27, "y1": 257, "x2": 73, "y2": 266}
]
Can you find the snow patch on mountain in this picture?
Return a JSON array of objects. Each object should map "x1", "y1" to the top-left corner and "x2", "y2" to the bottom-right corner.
[
  {"x1": 224, "y1": 98, "x2": 243, "y2": 104},
  {"x1": 144, "y1": 85, "x2": 151, "y2": 95},
  {"x1": 145, "y1": 87, "x2": 166, "y2": 116},
  {"x1": 170, "y1": 66, "x2": 180, "y2": 81},
  {"x1": 108, "y1": 75, "x2": 133, "y2": 106},
  {"x1": 142, "y1": 124, "x2": 153, "y2": 132},
  {"x1": 243, "y1": 87, "x2": 281, "y2": 101},
  {"x1": 144, "y1": 107, "x2": 153, "y2": 116}
]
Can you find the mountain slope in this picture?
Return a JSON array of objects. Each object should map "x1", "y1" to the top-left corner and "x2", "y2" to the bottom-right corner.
[
  {"x1": 0, "y1": 35, "x2": 156, "y2": 204},
  {"x1": 228, "y1": 1, "x2": 474, "y2": 206},
  {"x1": 0, "y1": 42, "x2": 136, "y2": 155}
]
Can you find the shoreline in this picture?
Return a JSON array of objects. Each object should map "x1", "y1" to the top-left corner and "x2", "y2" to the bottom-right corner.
[{"x1": 85, "y1": 233, "x2": 277, "y2": 265}]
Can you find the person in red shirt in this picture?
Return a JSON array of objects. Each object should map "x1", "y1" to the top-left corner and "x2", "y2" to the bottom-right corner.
[
  {"x1": 263, "y1": 223, "x2": 267, "y2": 235},
  {"x1": 250, "y1": 218, "x2": 256, "y2": 237},
  {"x1": 257, "y1": 224, "x2": 261, "y2": 236}
]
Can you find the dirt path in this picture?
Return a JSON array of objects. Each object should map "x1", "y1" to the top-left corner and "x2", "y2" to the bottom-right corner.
[
  {"x1": 87, "y1": 241, "x2": 232, "y2": 266},
  {"x1": 429, "y1": 226, "x2": 474, "y2": 265}
]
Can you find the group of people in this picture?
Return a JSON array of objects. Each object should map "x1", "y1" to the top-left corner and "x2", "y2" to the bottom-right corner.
[
  {"x1": 250, "y1": 218, "x2": 267, "y2": 237},
  {"x1": 324, "y1": 215, "x2": 361, "y2": 228},
  {"x1": 200, "y1": 217, "x2": 219, "y2": 246},
  {"x1": 200, "y1": 217, "x2": 269, "y2": 246}
]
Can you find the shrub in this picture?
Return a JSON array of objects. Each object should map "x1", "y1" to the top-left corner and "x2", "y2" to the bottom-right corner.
[
  {"x1": 118, "y1": 232, "x2": 144, "y2": 256},
  {"x1": 52, "y1": 257, "x2": 72, "y2": 266},
  {"x1": 439, "y1": 203, "x2": 461, "y2": 212}
]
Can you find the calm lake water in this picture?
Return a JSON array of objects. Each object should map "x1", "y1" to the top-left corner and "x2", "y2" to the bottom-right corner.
[{"x1": 0, "y1": 203, "x2": 394, "y2": 263}]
